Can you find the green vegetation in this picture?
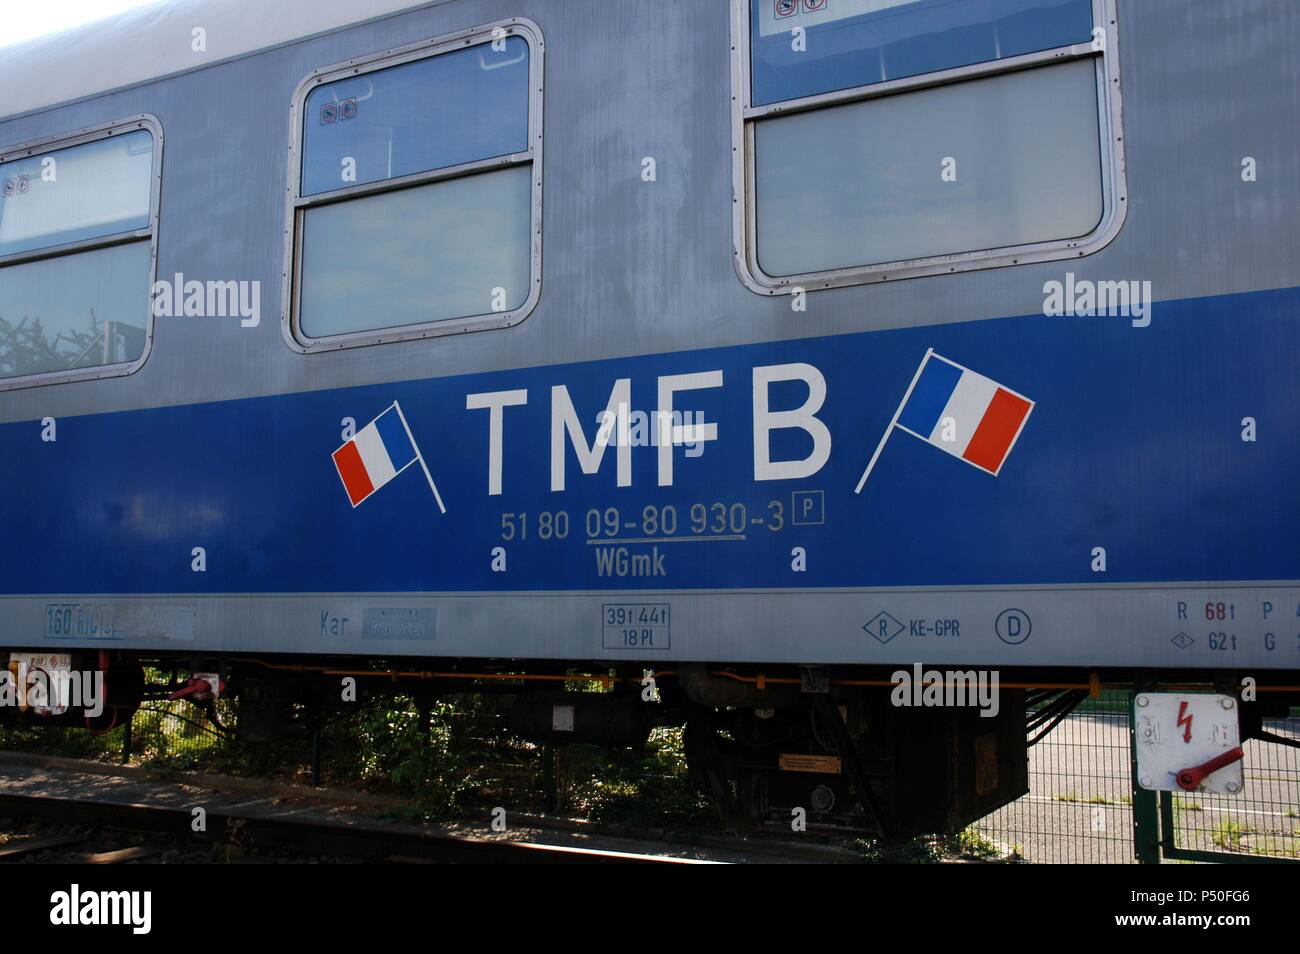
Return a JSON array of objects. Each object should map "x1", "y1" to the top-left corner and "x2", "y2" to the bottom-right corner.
[
  {"x1": 0, "y1": 689, "x2": 716, "y2": 829},
  {"x1": 948, "y1": 828, "x2": 1003, "y2": 859},
  {"x1": 1212, "y1": 820, "x2": 1253, "y2": 851},
  {"x1": 856, "y1": 828, "x2": 1021, "y2": 864},
  {"x1": 318, "y1": 697, "x2": 482, "y2": 818},
  {"x1": 1051, "y1": 791, "x2": 1119, "y2": 805},
  {"x1": 856, "y1": 835, "x2": 946, "y2": 864},
  {"x1": 559, "y1": 728, "x2": 715, "y2": 830}
]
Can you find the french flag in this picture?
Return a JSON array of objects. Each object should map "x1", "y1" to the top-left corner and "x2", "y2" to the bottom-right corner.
[
  {"x1": 856, "y1": 350, "x2": 1034, "y2": 492},
  {"x1": 331, "y1": 402, "x2": 445, "y2": 512}
]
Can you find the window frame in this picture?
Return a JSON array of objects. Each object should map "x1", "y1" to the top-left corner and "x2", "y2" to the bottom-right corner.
[
  {"x1": 282, "y1": 17, "x2": 545, "y2": 354},
  {"x1": 730, "y1": 0, "x2": 1126, "y2": 295},
  {"x1": 0, "y1": 114, "x2": 163, "y2": 391}
]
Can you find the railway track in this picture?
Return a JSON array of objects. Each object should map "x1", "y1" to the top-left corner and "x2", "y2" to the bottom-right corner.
[{"x1": 0, "y1": 791, "x2": 711, "y2": 864}]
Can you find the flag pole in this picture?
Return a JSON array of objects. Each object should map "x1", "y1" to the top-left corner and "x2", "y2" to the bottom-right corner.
[
  {"x1": 392, "y1": 402, "x2": 446, "y2": 514},
  {"x1": 855, "y1": 348, "x2": 934, "y2": 494}
]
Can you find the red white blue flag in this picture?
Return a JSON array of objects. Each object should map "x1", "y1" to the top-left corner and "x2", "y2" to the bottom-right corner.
[
  {"x1": 856, "y1": 350, "x2": 1034, "y2": 492},
  {"x1": 331, "y1": 402, "x2": 445, "y2": 512}
]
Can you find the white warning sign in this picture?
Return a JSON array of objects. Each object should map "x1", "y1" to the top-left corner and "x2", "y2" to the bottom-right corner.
[{"x1": 1134, "y1": 692, "x2": 1245, "y2": 795}]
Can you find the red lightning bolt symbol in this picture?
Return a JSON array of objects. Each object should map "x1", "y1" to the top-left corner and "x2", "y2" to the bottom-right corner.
[{"x1": 1176, "y1": 701, "x2": 1194, "y2": 743}]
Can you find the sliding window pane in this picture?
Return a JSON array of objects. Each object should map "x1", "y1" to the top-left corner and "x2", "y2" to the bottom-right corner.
[
  {"x1": 0, "y1": 129, "x2": 153, "y2": 257},
  {"x1": 751, "y1": 0, "x2": 1094, "y2": 107},
  {"x1": 753, "y1": 59, "x2": 1103, "y2": 276},
  {"x1": 0, "y1": 241, "x2": 151, "y2": 379},
  {"x1": 298, "y1": 164, "x2": 532, "y2": 337},
  {"x1": 301, "y1": 37, "x2": 530, "y2": 196}
]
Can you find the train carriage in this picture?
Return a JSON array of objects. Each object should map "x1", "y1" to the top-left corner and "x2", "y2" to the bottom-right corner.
[{"x1": 0, "y1": 0, "x2": 1297, "y2": 838}]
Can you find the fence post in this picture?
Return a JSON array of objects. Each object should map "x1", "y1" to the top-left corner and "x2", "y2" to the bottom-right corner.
[
  {"x1": 1129, "y1": 691, "x2": 1161, "y2": 863},
  {"x1": 121, "y1": 715, "x2": 133, "y2": 765}
]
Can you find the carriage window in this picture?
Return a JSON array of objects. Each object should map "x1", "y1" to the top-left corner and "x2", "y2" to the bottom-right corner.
[
  {"x1": 287, "y1": 20, "x2": 542, "y2": 349},
  {"x1": 751, "y1": 0, "x2": 1094, "y2": 107},
  {"x1": 735, "y1": 0, "x2": 1123, "y2": 291},
  {"x1": 0, "y1": 122, "x2": 158, "y2": 388},
  {"x1": 755, "y1": 59, "x2": 1101, "y2": 276},
  {"x1": 301, "y1": 37, "x2": 529, "y2": 197}
]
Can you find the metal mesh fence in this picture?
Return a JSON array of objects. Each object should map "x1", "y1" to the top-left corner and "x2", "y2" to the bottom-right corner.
[
  {"x1": 0, "y1": 700, "x2": 232, "y2": 770},
  {"x1": 973, "y1": 693, "x2": 1300, "y2": 863},
  {"x1": 1162, "y1": 725, "x2": 1300, "y2": 859},
  {"x1": 975, "y1": 694, "x2": 1137, "y2": 863}
]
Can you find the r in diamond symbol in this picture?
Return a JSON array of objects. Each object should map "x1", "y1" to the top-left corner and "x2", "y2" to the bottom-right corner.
[
  {"x1": 1170, "y1": 632, "x2": 1194, "y2": 650},
  {"x1": 864, "y1": 611, "x2": 904, "y2": 644}
]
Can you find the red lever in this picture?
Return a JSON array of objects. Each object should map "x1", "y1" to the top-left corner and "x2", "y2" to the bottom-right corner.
[
  {"x1": 1176, "y1": 746, "x2": 1243, "y2": 791},
  {"x1": 168, "y1": 676, "x2": 222, "y2": 701}
]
